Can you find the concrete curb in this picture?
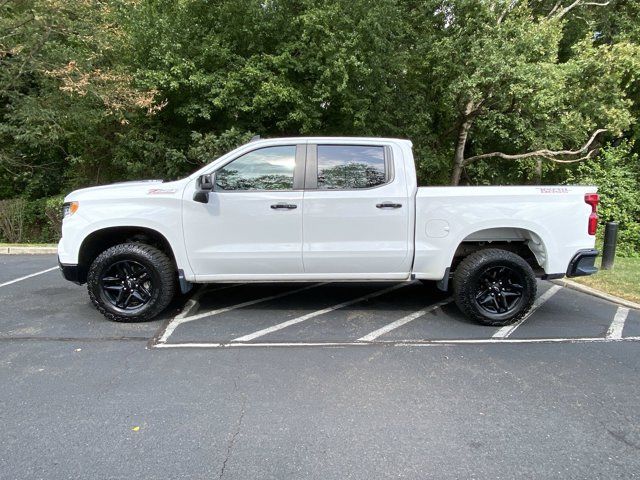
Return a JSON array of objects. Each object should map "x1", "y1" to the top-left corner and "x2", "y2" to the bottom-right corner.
[
  {"x1": 0, "y1": 246, "x2": 58, "y2": 255},
  {"x1": 552, "y1": 278, "x2": 640, "y2": 311}
]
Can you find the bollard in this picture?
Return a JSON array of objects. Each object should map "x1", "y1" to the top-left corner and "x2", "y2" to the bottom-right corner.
[{"x1": 601, "y1": 221, "x2": 618, "y2": 270}]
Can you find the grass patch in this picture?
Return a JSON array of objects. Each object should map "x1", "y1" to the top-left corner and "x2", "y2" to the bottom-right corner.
[{"x1": 573, "y1": 256, "x2": 640, "y2": 304}]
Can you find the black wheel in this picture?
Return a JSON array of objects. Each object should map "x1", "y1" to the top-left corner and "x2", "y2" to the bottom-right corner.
[
  {"x1": 452, "y1": 248, "x2": 537, "y2": 326},
  {"x1": 87, "y1": 243, "x2": 176, "y2": 322}
]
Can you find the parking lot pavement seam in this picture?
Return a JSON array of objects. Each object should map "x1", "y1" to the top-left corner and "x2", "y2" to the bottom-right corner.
[
  {"x1": 357, "y1": 297, "x2": 453, "y2": 342},
  {"x1": 152, "y1": 336, "x2": 640, "y2": 349},
  {"x1": 0, "y1": 336, "x2": 149, "y2": 342},
  {"x1": 231, "y1": 282, "x2": 411, "y2": 343},
  {"x1": 492, "y1": 284, "x2": 562, "y2": 339}
]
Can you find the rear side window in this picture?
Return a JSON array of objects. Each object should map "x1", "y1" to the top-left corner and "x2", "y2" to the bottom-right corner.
[
  {"x1": 215, "y1": 146, "x2": 296, "y2": 191},
  {"x1": 317, "y1": 145, "x2": 387, "y2": 190}
]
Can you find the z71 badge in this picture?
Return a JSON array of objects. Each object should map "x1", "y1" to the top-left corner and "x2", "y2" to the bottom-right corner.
[{"x1": 537, "y1": 187, "x2": 569, "y2": 194}]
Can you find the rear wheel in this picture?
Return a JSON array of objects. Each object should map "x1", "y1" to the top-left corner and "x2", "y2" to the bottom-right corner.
[
  {"x1": 453, "y1": 248, "x2": 537, "y2": 326},
  {"x1": 87, "y1": 243, "x2": 176, "y2": 322}
]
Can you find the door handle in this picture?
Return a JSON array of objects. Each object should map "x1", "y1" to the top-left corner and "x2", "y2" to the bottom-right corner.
[
  {"x1": 376, "y1": 202, "x2": 402, "y2": 209},
  {"x1": 270, "y1": 203, "x2": 297, "y2": 210}
]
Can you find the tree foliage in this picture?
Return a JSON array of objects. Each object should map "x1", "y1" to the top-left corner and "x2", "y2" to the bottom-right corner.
[
  {"x1": 566, "y1": 141, "x2": 640, "y2": 256},
  {"x1": 1, "y1": 0, "x2": 639, "y2": 250}
]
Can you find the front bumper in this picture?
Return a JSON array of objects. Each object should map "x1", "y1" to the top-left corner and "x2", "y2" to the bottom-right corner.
[
  {"x1": 58, "y1": 258, "x2": 85, "y2": 284},
  {"x1": 566, "y1": 249, "x2": 599, "y2": 277}
]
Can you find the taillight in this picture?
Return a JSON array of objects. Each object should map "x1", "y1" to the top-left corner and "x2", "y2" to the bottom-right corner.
[{"x1": 584, "y1": 193, "x2": 599, "y2": 235}]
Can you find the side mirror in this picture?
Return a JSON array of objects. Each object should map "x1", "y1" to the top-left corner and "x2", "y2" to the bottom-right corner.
[{"x1": 193, "y1": 173, "x2": 214, "y2": 203}]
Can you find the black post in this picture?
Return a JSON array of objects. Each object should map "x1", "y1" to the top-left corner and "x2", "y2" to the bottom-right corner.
[{"x1": 601, "y1": 221, "x2": 618, "y2": 270}]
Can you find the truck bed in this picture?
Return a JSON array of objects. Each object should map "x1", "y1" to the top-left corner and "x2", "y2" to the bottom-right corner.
[{"x1": 412, "y1": 185, "x2": 597, "y2": 280}]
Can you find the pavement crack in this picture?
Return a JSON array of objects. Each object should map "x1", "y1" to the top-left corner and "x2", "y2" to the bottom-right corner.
[
  {"x1": 607, "y1": 428, "x2": 640, "y2": 451},
  {"x1": 219, "y1": 378, "x2": 247, "y2": 479}
]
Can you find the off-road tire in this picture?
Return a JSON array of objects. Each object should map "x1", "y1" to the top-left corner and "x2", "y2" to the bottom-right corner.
[
  {"x1": 87, "y1": 243, "x2": 176, "y2": 322},
  {"x1": 453, "y1": 248, "x2": 537, "y2": 326}
]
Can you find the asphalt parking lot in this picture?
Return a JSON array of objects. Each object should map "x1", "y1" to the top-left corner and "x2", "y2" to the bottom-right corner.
[{"x1": 2, "y1": 254, "x2": 640, "y2": 479}]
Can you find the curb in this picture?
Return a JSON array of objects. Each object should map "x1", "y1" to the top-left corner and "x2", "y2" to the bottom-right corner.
[
  {"x1": 552, "y1": 278, "x2": 640, "y2": 310},
  {"x1": 0, "y1": 246, "x2": 58, "y2": 255}
]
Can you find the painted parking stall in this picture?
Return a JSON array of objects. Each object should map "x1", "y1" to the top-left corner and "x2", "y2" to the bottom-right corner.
[
  {"x1": 509, "y1": 287, "x2": 621, "y2": 340},
  {"x1": 1, "y1": 255, "x2": 638, "y2": 348},
  {"x1": 151, "y1": 279, "x2": 640, "y2": 349}
]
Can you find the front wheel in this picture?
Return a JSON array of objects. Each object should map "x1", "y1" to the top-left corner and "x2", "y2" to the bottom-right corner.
[
  {"x1": 87, "y1": 243, "x2": 176, "y2": 322},
  {"x1": 453, "y1": 248, "x2": 537, "y2": 326}
]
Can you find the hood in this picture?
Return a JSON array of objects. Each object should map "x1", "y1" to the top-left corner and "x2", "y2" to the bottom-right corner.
[{"x1": 64, "y1": 179, "x2": 183, "y2": 202}]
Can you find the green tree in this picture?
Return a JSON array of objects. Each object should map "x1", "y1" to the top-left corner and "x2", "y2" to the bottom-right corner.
[
  {"x1": 566, "y1": 141, "x2": 640, "y2": 256},
  {"x1": 2, "y1": 0, "x2": 640, "y2": 205},
  {"x1": 0, "y1": 0, "x2": 163, "y2": 196},
  {"x1": 403, "y1": 0, "x2": 640, "y2": 185}
]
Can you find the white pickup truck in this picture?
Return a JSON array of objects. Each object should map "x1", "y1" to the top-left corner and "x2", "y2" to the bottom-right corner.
[{"x1": 58, "y1": 137, "x2": 599, "y2": 326}]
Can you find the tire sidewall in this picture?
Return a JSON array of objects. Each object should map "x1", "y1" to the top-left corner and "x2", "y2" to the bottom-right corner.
[
  {"x1": 88, "y1": 244, "x2": 170, "y2": 321},
  {"x1": 468, "y1": 258, "x2": 534, "y2": 322},
  {"x1": 454, "y1": 249, "x2": 537, "y2": 326}
]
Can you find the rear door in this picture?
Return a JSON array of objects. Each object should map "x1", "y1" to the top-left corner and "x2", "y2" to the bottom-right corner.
[{"x1": 302, "y1": 142, "x2": 412, "y2": 278}]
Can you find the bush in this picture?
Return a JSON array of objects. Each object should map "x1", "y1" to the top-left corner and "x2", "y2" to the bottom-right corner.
[
  {"x1": 0, "y1": 195, "x2": 64, "y2": 244},
  {"x1": 566, "y1": 141, "x2": 640, "y2": 257},
  {"x1": 43, "y1": 196, "x2": 65, "y2": 242},
  {"x1": 0, "y1": 198, "x2": 27, "y2": 243}
]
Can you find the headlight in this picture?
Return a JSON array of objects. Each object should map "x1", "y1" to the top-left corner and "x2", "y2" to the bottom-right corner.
[{"x1": 62, "y1": 201, "x2": 79, "y2": 218}]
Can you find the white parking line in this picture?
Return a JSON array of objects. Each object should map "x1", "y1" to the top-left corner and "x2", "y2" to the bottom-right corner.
[
  {"x1": 157, "y1": 283, "x2": 326, "y2": 344},
  {"x1": 0, "y1": 266, "x2": 58, "y2": 288},
  {"x1": 492, "y1": 285, "x2": 562, "y2": 339},
  {"x1": 153, "y1": 336, "x2": 640, "y2": 348},
  {"x1": 231, "y1": 283, "x2": 411, "y2": 343},
  {"x1": 399, "y1": 336, "x2": 640, "y2": 345},
  {"x1": 357, "y1": 297, "x2": 453, "y2": 342},
  {"x1": 606, "y1": 307, "x2": 629, "y2": 340},
  {"x1": 178, "y1": 284, "x2": 240, "y2": 317}
]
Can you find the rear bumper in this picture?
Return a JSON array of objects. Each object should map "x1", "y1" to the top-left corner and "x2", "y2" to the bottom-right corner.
[
  {"x1": 566, "y1": 249, "x2": 599, "y2": 277},
  {"x1": 58, "y1": 258, "x2": 85, "y2": 284}
]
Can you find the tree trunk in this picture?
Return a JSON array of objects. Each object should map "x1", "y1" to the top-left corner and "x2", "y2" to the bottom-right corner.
[
  {"x1": 451, "y1": 101, "x2": 475, "y2": 186},
  {"x1": 534, "y1": 159, "x2": 542, "y2": 184}
]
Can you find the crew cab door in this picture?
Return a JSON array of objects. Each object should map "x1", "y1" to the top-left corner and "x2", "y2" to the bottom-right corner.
[
  {"x1": 182, "y1": 144, "x2": 305, "y2": 279},
  {"x1": 302, "y1": 143, "x2": 412, "y2": 278}
]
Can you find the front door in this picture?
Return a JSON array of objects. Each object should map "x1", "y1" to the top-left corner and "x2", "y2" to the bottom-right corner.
[
  {"x1": 302, "y1": 143, "x2": 412, "y2": 278},
  {"x1": 183, "y1": 144, "x2": 305, "y2": 280}
]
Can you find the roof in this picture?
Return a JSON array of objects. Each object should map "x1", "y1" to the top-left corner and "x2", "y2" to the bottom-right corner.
[{"x1": 246, "y1": 136, "x2": 412, "y2": 147}]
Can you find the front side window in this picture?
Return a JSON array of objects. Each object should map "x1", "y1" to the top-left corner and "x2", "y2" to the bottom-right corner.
[
  {"x1": 215, "y1": 146, "x2": 296, "y2": 191},
  {"x1": 317, "y1": 145, "x2": 386, "y2": 189}
]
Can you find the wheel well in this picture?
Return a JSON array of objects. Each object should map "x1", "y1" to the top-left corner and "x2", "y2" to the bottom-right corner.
[
  {"x1": 451, "y1": 228, "x2": 547, "y2": 277},
  {"x1": 76, "y1": 227, "x2": 177, "y2": 284}
]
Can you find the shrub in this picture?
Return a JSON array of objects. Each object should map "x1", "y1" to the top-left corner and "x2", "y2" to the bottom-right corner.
[
  {"x1": 0, "y1": 198, "x2": 27, "y2": 243},
  {"x1": 566, "y1": 141, "x2": 640, "y2": 257},
  {"x1": 43, "y1": 195, "x2": 65, "y2": 242},
  {"x1": 0, "y1": 196, "x2": 64, "y2": 244}
]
